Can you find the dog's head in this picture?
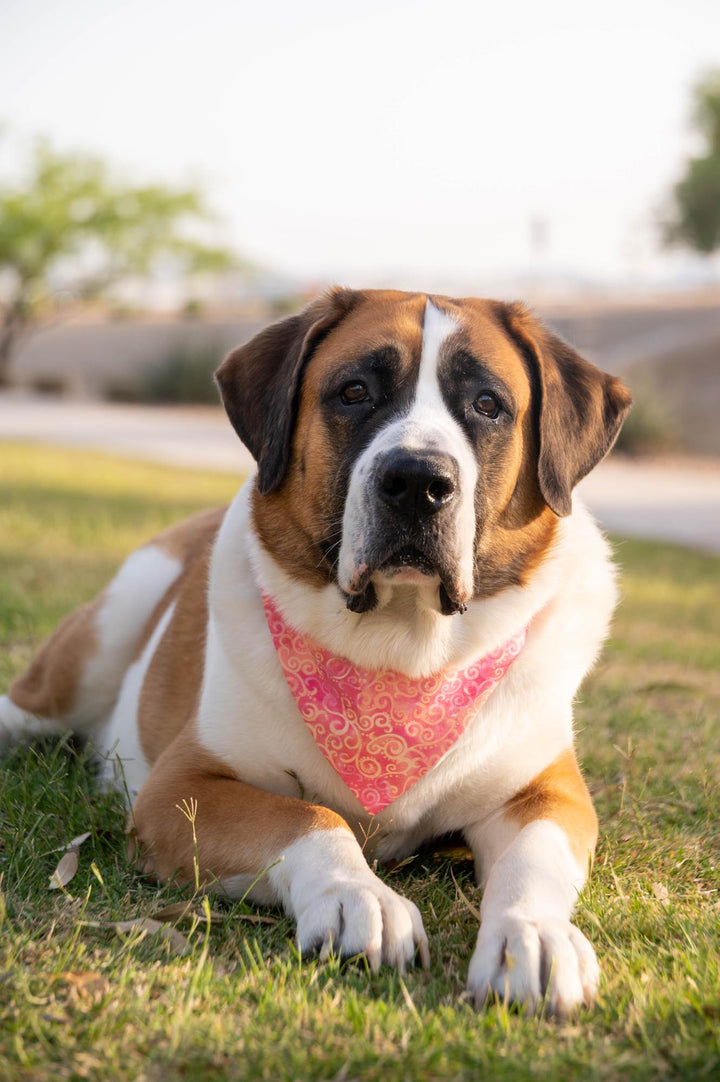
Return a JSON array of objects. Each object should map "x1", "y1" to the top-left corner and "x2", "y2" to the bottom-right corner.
[{"x1": 216, "y1": 289, "x2": 631, "y2": 614}]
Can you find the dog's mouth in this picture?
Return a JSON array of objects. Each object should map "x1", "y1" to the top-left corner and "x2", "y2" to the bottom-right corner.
[
  {"x1": 344, "y1": 544, "x2": 468, "y2": 616},
  {"x1": 380, "y1": 544, "x2": 438, "y2": 577}
]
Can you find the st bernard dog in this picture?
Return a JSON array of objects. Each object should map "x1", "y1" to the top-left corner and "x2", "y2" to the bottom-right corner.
[{"x1": 1, "y1": 289, "x2": 631, "y2": 1016}]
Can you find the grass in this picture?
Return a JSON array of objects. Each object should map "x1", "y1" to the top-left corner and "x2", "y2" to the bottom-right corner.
[{"x1": 1, "y1": 442, "x2": 719, "y2": 1081}]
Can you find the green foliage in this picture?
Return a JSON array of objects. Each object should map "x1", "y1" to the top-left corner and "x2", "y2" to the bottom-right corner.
[
  {"x1": 0, "y1": 138, "x2": 236, "y2": 380},
  {"x1": 1, "y1": 445, "x2": 719, "y2": 1080},
  {"x1": 692, "y1": 69, "x2": 720, "y2": 156},
  {"x1": 664, "y1": 68, "x2": 720, "y2": 254},
  {"x1": 613, "y1": 385, "x2": 680, "y2": 456}
]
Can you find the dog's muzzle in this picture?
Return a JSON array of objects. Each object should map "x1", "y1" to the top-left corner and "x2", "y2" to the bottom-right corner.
[{"x1": 344, "y1": 448, "x2": 469, "y2": 616}]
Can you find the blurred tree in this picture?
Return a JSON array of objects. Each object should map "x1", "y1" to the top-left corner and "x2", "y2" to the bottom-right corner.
[
  {"x1": 0, "y1": 139, "x2": 236, "y2": 384},
  {"x1": 663, "y1": 69, "x2": 720, "y2": 256}
]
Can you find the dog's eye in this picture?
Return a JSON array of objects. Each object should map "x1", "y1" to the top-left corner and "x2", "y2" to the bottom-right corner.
[
  {"x1": 473, "y1": 392, "x2": 501, "y2": 419},
  {"x1": 340, "y1": 381, "x2": 369, "y2": 405}
]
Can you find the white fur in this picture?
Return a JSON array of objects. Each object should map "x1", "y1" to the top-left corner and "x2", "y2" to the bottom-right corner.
[
  {"x1": 265, "y1": 827, "x2": 428, "y2": 972},
  {"x1": 95, "y1": 601, "x2": 177, "y2": 799},
  {"x1": 0, "y1": 695, "x2": 66, "y2": 750},
  {"x1": 220, "y1": 827, "x2": 429, "y2": 969},
  {"x1": 74, "y1": 545, "x2": 182, "y2": 732},
  {"x1": 467, "y1": 821, "x2": 600, "y2": 1015}
]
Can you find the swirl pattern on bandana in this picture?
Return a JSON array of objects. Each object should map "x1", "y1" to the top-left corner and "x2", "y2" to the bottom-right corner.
[{"x1": 263, "y1": 594, "x2": 526, "y2": 814}]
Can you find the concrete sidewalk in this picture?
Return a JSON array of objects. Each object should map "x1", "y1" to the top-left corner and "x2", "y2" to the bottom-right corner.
[
  {"x1": 2, "y1": 392, "x2": 719, "y2": 554},
  {"x1": 576, "y1": 456, "x2": 720, "y2": 552}
]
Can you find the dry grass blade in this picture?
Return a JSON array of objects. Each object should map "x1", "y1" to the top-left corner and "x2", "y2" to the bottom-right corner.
[
  {"x1": 398, "y1": 976, "x2": 421, "y2": 1022},
  {"x1": 232, "y1": 913, "x2": 280, "y2": 925},
  {"x1": 151, "y1": 901, "x2": 225, "y2": 925},
  {"x1": 450, "y1": 868, "x2": 481, "y2": 921},
  {"x1": 152, "y1": 902, "x2": 280, "y2": 927},
  {"x1": 113, "y1": 918, "x2": 191, "y2": 956},
  {"x1": 84, "y1": 918, "x2": 192, "y2": 956}
]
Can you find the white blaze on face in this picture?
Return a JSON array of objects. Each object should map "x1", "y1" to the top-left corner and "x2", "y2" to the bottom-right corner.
[
  {"x1": 415, "y1": 300, "x2": 461, "y2": 415},
  {"x1": 338, "y1": 299, "x2": 478, "y2": 603}
]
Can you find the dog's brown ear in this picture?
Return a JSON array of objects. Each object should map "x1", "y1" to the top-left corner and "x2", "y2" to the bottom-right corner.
[
  {"x1": 215, "y1": 288, "x2": 358, "y2": 494},
  {"x1": 500, "y1": 303, "x2": 632, "y2": 517}
]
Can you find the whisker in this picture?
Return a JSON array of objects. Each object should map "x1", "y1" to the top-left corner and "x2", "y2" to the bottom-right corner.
[{"x1": 315, "y1": 537, "x2": 343, "y2": 569}]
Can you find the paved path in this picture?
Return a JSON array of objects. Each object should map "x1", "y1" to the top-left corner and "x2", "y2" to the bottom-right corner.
[
  {"x1": 575, "y1": 457, "x2": 720, "y2": 552},
  {"x1": 0, "y1": 393, "x2": 249, "y2": 474},
  {"x1": 2, "y1": 393, "x2": 719, "y2": 554}
]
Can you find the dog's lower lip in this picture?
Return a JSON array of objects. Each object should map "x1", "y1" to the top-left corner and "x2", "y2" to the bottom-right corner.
[
  {"x1": 439, "y1": 581, "x2": 467, "y2": 615},
  {"x1": 380, "y1": 545, "x2": 438, "y2": 576}
]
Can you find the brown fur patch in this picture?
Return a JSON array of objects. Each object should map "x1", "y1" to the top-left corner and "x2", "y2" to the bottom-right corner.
[
  {"x1": 503, "y1": 748, "x2": 599, "y2": 869},
  {"x1": 131, "y1": 731, "x2": 350, "y2": 886},
  {"x1": 152, "y1": 506, "x2": 227, "y2": 563},
  {"x1": 9, "y1": 595, "x2": 102, "y2": 719},
  {"x1": 130, "y1": 508, "x2": 225, "y2": 666},
  {"x1": 499, "y1": 303, "x2": 632, "y2": 517},
  {"x1": 443, "y1": 297, "x2": 560, "y2": 595}
]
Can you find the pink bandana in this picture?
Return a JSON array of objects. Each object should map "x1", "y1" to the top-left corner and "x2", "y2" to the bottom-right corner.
[{"x1": 263, "y1": 595, "x2": 526, "y2": 814}]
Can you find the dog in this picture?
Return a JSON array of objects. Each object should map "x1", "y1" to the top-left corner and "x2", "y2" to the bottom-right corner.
[{"x1": 1, "y1": 288, "x2": 631, "y2": 1015}]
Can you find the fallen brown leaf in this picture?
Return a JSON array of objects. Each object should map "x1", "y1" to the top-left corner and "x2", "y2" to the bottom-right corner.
[
  {"x1": 49, "y1": 848, "x2": 79, "y2": 890},
  {"x1": 55, "y1": 832, "x2": 91, "y2": 852},
  {"x1": 429, "y1": 841, "x2": 474, "y2": 862},
  {"x1": 49, "y1": 832, "x2": 92, "y2": 890},
  {"x1": 651, "y1": 882, "x2": 670, "y2": 905},
  {"x1": 61, "y1": 971, "x2": 109, "y2": 1003}
]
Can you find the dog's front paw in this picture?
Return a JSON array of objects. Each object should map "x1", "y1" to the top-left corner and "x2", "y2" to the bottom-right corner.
[
  {"x1": 271, "y1": 828, "x2": 429, "y2": 973},
  {"x1": 295, "y1": 872, "x2": 428, "y2": 973},
  {"x1": 467, "y1": 913, "x2": 599, "y2": 1017}
]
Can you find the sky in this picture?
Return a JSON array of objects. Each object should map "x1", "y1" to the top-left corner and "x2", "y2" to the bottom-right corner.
[{"x1": 2, "y1": 0, "x2": 720, "y2": 292}]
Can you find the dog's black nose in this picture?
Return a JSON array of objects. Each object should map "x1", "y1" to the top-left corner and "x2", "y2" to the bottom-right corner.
[{"x1": 378, "y1": 450, "x2": 458, "y2": 517}]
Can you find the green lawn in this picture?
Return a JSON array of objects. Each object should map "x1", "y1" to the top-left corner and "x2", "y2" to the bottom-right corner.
[{"x1": 1, "y1": 442, "x2": 719, "y2": 1081}]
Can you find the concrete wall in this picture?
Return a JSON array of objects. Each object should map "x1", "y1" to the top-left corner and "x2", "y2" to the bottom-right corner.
[{"x1": 10, "y1": 318, "x2": 264, "y2": 397}]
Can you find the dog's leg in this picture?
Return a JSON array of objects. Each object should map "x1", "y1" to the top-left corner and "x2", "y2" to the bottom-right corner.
[
  {"x1": 465, "y1": 748, "x2": 599, "y2": 1016},
  {"x1": 132, "y1": 732, "x2": 429, "y2": 974}
]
